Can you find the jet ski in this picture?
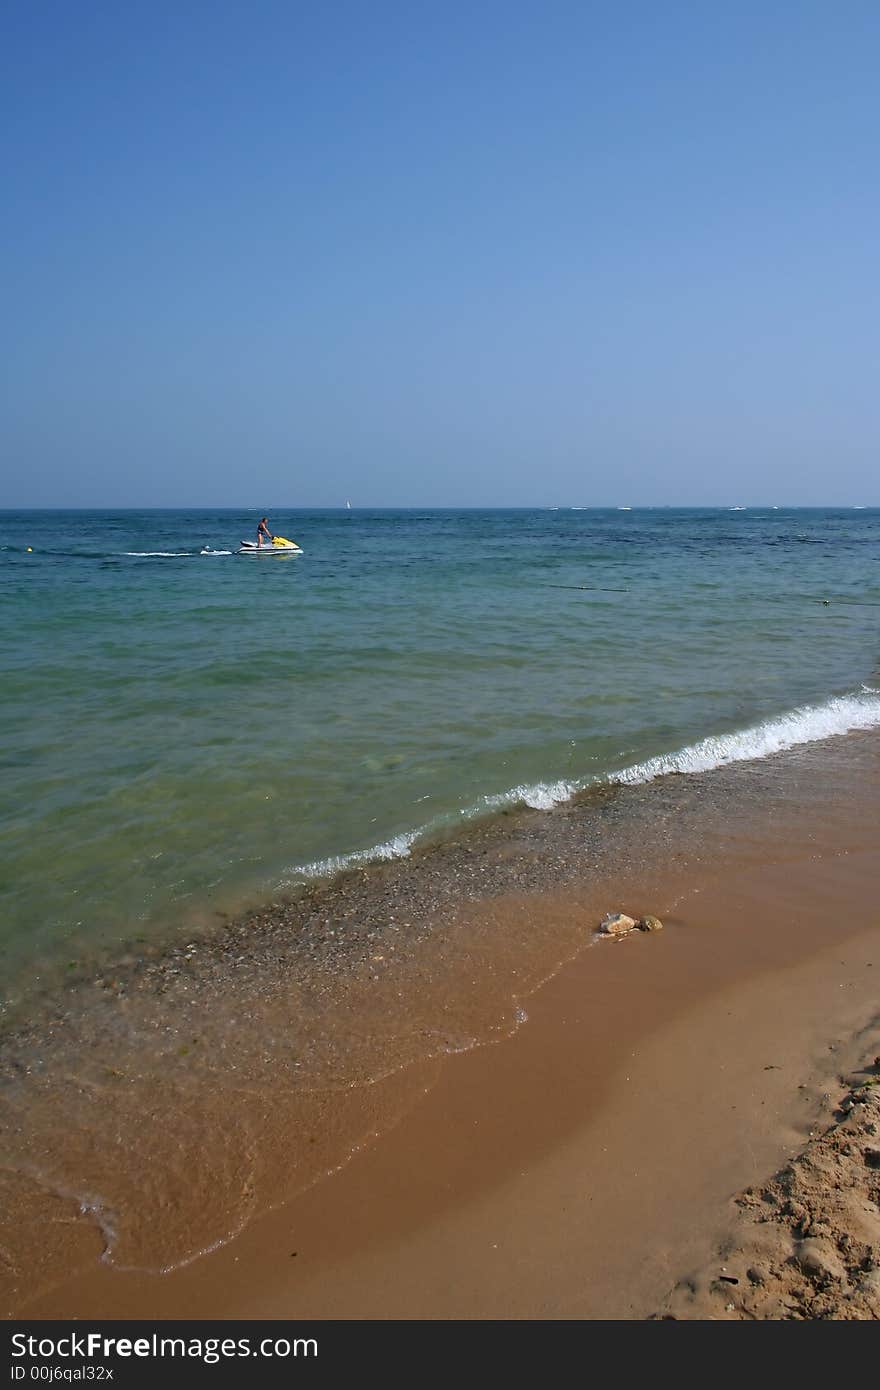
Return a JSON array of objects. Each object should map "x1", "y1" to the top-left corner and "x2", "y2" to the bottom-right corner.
[{"x1": 236, "y1": 536, "x2": 303, "y2": 555}]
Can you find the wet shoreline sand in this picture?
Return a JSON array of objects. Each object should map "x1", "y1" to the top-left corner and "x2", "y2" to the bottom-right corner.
[{"x1": 4, "y1": 729, "x2": 880, "y2": 1318}]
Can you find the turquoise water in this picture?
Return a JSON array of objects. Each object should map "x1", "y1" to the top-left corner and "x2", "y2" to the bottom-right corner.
[{"x1": 2, "y1": 507, "x2": 880, "y2": 987}]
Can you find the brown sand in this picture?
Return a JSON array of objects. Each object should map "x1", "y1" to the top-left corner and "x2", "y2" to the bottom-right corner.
[
  {"x1": 21, "y1": 837, "x2": 880, "y2": 1319},
  {"x1": 3, "y1": 729, "x2": 878, "y2": 1320},
  {"x1": 657, "y1": 1068, "x2": 880, "y2": 1319}
]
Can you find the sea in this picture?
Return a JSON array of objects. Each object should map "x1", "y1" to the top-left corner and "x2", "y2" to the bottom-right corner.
[{"x1": 2, "y1": 506, "x2": 880, "y2": 998}]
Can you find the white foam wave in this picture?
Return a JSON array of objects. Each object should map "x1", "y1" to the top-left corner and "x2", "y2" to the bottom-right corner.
[
  {"x1": 200, "y1": 548, "x2": 232, "y2": 555},
  {"x1": 281, "y1": 690, "x2": 880, "y2": 889},
  {"x1": 123, "y1": 551, "x2": 192, "y2": 557},
  {"x1": 482, "y1": 779, "x2": 577, "y2": 813},
  {"x1": 285, "y1": 831, "x2": 418, "y2": 884},
  {"x1": 614, "y1": 690, "x2": 880, "y2": 786}
]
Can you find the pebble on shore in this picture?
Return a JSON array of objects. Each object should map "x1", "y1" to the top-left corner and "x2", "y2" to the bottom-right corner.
[
  {"x1": 598, "y1": 913, "x2": 664, "y2": 936},
  {"x1": 638, "y1": 915, "x2": 664, "y2": 932},
  {"x1": 598, "y1": 912, "x2": 638, "y2": 936}
]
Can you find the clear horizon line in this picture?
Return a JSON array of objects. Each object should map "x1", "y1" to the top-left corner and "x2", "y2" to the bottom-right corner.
[{"x1": 1, "y1": 502, "x2": 877, "y2": 512}]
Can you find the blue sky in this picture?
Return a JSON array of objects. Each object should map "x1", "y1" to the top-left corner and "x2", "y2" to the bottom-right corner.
[{"x1": 2, "y1": 2, "x2": 878, "y2": 506}]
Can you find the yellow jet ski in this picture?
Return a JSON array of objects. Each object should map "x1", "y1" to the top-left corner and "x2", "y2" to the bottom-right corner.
[{"x1": 237, "y1": 535, "x2": 303, "y2": 555}]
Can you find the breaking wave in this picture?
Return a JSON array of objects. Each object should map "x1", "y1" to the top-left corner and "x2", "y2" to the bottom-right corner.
[{"x1": 282, "y1": 689, "x2": 880, "y2": 886}]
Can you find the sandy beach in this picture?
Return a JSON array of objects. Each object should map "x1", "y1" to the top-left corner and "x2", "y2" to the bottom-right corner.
[{"x1": 3, "y1": 728, "x2": 877, "y2": 1321}]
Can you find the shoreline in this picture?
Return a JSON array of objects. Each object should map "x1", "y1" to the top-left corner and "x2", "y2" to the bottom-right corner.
[
  {"x1": 17, "y1": 847, "x2": 880, "y2": 1319},
  {"x1": 5, "y1": 685, "x2": 880, "y2": 1026},
  {"x1": 3, "y1": 727, "x2": 878, "y2": 1317}
]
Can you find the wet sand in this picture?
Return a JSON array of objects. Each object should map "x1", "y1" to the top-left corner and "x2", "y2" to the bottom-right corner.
[{"x1": 10, "y1": 730, "x2": 880, "y2": 1320}]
